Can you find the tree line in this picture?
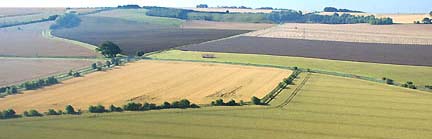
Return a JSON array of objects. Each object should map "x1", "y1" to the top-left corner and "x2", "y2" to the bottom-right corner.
[
  {"x1": 323, "y1": 7, "x2": 364, "y2": 13},
  {"x1": 144, "y1": 6, "x2": 393, "y2": 25}
]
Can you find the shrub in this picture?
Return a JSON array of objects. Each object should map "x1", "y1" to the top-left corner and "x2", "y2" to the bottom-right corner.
[
  {"x1": 96, "y1": 41, "x2": 122, "y2": 58},
  {"x1": 45, "y1": 109, "x2": 61, "y2": 115},
  {"x1": 73, "y1": 72, "x2": 81, "y2": 77},
  {"x1": 123, "y1": 102, "x2": 142, "y2": 111},
  {"x1": 109, "y1": 105, "x2": 123, "y2": 112},
  {"x1": 251, "y1": 96, "x2": 262, "y2": 105},
  {"x1": 105, "y1": 61, "x2": 112, "y2": 67},
  {"x1": 385, "y1": 79, "x2": 394, "y2": 85},
  {"x1": 23, "y1": 109, "x2": 43, "y2": 117},
  {"x1": 91, "y1": 63, "x2": 98, "y2": 70},
  {"x1": 136, "y1": 51, "x2": 145, "y2": 57},
  {"x1": 6, "y1": 86, "x2": 18, "y2": 94},
  {"x1": 211, "y1": 99, "x2": 240, "y2": 106},
  {"x1": 160, "y1": 102, "x2": 171, "y2": 109},
  {"x1": 65, "y1": 105, "x2": 77, "y2": 114},
  {"x1": 88, "y1": 105, "x2": 106, "y2": 113},
  {"x1": 225, "y1": 100, "x2": 239, "y2": 106},
  {"x1": 1, "y1": 109, "x2": 19, "y2": 119}
]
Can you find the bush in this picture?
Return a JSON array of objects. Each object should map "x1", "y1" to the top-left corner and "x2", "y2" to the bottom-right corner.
[
  {"x1": 91, "y1": 63, "x2": 98, "y2": 70},
  {"x1": 251, "y1": 96, "x2": 262, "y2": 105},
  {"x1": 211, "y1": 99, "x2": 240, "y2": 106},
  {"x1": 96, "y1": 41, "x2": 122, "y2": 58},
  {"x1": 73, "y1": 72, "x2": 81, "y2": 77},
  {"x1": 136, "y1": 51, "x2": 145, "y2": 57},
  {"x1": 105, "y1": 61, "x2": 112, "y2": 67},
  {"x1": 6, "y1": 86, "x2": 18, "y2": 94},
  {"x1": 123, "y1": 102, "x2": 142, "y2": 111},
  {"x1": 23, "y1": 109, "x2": 43, "y2": 117},
  {"x1": 0, "y1": 109, "x2": 19, "y2": 119},
  {"x1": 65, "y1": 105, "x2": 77, "y2": 114},
  {"x1": 88, "y1": 105, "x2": 106, "y2": 113},
  {"x1": 45, "y1": 109, "x2": 61, "y2": 115},
  {"x1": 109, "y1": 105, "x2": 123, "y2": 112},
  {"x1": 160, "y1": 102, "x2": 171, "y2": 109}
]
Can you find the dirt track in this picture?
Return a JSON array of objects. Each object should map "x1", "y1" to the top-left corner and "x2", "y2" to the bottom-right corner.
[
  {"x1": 180, "y1": 36, "x2": 432, "y2": 66},
  {"x1": 0, "y1": 60, "x2": 291, "y2": 112}
]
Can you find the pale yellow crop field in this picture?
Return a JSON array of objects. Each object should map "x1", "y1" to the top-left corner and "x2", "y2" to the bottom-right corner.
[{"x1": 0, "y1": 60, "x2": 291, "y2": 112}]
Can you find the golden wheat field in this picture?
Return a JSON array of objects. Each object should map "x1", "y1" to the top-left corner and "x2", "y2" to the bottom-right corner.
[{"x1": 0, "y1": 60, "x2": 291, "y2": 112}]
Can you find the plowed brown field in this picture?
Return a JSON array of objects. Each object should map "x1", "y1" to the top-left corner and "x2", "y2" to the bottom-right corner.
[{"x1": 0, "y1": 60, "x2": 291, "y2": 112}]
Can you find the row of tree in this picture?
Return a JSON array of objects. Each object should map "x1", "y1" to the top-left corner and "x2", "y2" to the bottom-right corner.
[
  {"x1": 144, "y1": 7, "x2": 393, "y2": 25},
  {"x1": 20, "y1": 77, "x2": 59, "y2": 90},
  {"x1": 414, "y1": 17, "x2": 432, "y2": 24}
]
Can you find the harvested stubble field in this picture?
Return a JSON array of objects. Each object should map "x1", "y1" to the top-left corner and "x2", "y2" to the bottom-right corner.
[
  {"x1": 0, "y1": 60, "x2": 291, "y2": 113},
  {"x1": 245, "y1": 23, "x2": 432, "y2": 45},
  {"x1": 0, "y1": 22, "x2": 98, "y2": 57},
  {"x1": 52, "y1": 16, "x2": 251, "y2": 55},
  {"x1": 150, "y1": 50, "x2": 432, "y2": 88},
  {"x1": 1, "y1": 73, "x2": 431, "y2": 139},
  {"x1": 0, "y1": 8, "x2": 64, "y2": 18},
  {"x1": 180, "y1": 36, "x2": 432, "y2": 66},
  {"x1": 87, "y1": 9, "x2": 184, "y2": 26},
  {"x1": 0, "y1": 58, "x2": 94, "y2": 87}
]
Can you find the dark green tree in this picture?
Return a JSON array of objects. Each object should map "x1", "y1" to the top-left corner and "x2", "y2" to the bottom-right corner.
[
  {"x1": 161, "y1": 101, "x2": 171, "y2": 109},
  {"x1": 123, "y1": 102, "x2": 142, "y2": 111},
  {"x1": 65, "y1": 105, "x2": 76, "y2": 114},
  {"x1": 422, "y1": 17, "x2": 431, "y2": 24},
  {"x1": 45, "y1": 109, "x2": 61, "y2": 115},
  {"x1": 88, "y1": 105, "x2": 106, "y2": 113},
  {"x1": 1, "y1": 109, "x2": 18, "y2": 119},
  {"x1": 23, "y1": 109, "x2": 43, "y2": 117},
  {"x1": 251, "y1": 96, "x2": 262, "y2": 105},
  {"x1": 91, "y1": 63, "x2": 98, "y2": 70},
  {"x1": 136, "y1": 51, "x2": 145, "y2": 57},
  {"x1": 96, "y1": 41, "x2": 122, "y2": 58}
]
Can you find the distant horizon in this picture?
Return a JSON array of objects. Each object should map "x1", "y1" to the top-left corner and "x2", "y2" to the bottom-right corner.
[{"x1": 0, "y1": 0, "x2": 431, "y2": 14}]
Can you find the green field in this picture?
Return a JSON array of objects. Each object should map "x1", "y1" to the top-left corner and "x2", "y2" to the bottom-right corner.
[
  {"x1": 1, "y1": 72, "x2": 431, "y2": 139},
  {"x1": 149, "y1": 50, "x2": 432, "y2": 87},
  {"x1": 89, "y1": 9, "x2": 184, "y2": 26}
]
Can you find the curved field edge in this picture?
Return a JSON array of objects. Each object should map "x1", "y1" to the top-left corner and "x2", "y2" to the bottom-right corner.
[
  {"x1": 148, "y1": 50, "x2": 432, "y2": 88},
  {"x1": 41, "y1": 30, "x2": 102, "y2": 57},
  {"x1": 1, "y1": 73, "x2": 432, "y2": 139}
]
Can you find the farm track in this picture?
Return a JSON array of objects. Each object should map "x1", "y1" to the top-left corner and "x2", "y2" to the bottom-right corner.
[{"x1": 276, "y1": 73, "x2": 311, "y2": 108}]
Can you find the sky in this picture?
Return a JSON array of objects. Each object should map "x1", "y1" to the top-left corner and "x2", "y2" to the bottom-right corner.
[{"x1": 0, "y1": 0, "x2": 431, "y2": 13}]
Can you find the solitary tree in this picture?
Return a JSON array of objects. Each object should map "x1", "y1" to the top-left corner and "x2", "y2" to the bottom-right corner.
[{"x1": 96, "y1": 41, "x2": 122, "y2": 58}]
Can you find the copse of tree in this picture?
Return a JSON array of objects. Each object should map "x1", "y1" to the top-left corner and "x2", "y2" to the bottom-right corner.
[
  {"x1": 323, "y1": 7, "x2": 363, "y2": 13},
  {"x1": 123, "y1": 102, "x2": 142, "y2": 111},
  {"x1": 369, "y1": 17, "x2": 393, "y2": 25},
  {"x1": 50, "y1": 13, "x2": 81, "y2": 29},
  {"x1": 6, "y1": 86, "x2": 18, "y2": 94},
  {"x1": 401, "y1": 81, "x2": 417, "y2": 89},
  {"x1": 23, "y1": 109, "x2": 43, "y2": 117},
  {"x1": 96, "y1": 41, "x2": 122, "y2": 58}
]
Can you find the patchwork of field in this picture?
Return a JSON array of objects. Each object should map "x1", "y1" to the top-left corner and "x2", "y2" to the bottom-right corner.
[
  {"x1": 180, "y1": 36, "x2": 432, "y2": 66},
  {"x1": 1, "y1": 73, "x2": 431, "y2": 139},
  {"x1": 150, "y1": 50, "x2": 432, "y2": 88},
  {"x1": 0, "y1": 22, "x2": 98, "y2": 57},
  {"x1": 0, "y1": 58, "x2": 94, "y2": 87},
  {"x1": 0, "y1": 8, "x2": 64, "y2": 18},
  {"x1": 0, "y1": 60, "x2": 291, "y2": 112},
  {"x1": 245, "y1": 23, "x2": 432, "y2": 45},
  {"x1": 52, "y1": 16, "x2": 250, "y2": 55}
]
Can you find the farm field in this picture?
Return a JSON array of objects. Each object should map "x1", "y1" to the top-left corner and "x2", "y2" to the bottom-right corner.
[
  {"x1": 0, "y1": 60, "x2": 291, "y2": 113},
  {"x1": 0, "y1": 8, "x2": 64, "y2": 18},
  {"x1": 0, "y1": 21, "x2": 98, "y2": 57},
  {"x1": 0, "y1": 58, "x2": 94, "y2": 87},
  {"x1": 52, "y1": 16, "x2": 251, "y2": 55},
  {"x1": 245, "y1": 23, "x2": 432, "y2": 45},
  {"x1": 180, "y1": 36, "x2": 432, "y2": 66},
  {"x1": 88, "y1": 9, "x2": 184, "y2": 26},
  {"x1": 149, "y1": 50, "x2": 432, "y2": 88},
  {"x1": 1, "y1": 73, "x2": 431, "y2": 139}
]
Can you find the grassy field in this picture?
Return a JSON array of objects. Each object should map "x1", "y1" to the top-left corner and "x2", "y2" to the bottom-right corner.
[
  {"x1": 0, "y1": 60, "x2": 291, "y2": 112},
  {"x1": 149, "y1": 50, "x2": 432, "y2": 87},
  {"x1": 89, "y1": 9, "x2": 184, "y2": 26},
  {"x1": 1, "y1": 72, "x2": 431, "y2": 139}
]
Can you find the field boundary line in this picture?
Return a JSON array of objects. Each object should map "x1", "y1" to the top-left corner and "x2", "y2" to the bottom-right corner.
[
  {"x1": 42, "y1": 30, "x2": 100, "y2": 53},
  {"x1": 276, "y1": 73, "x2": 311, "y2": 108}
]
